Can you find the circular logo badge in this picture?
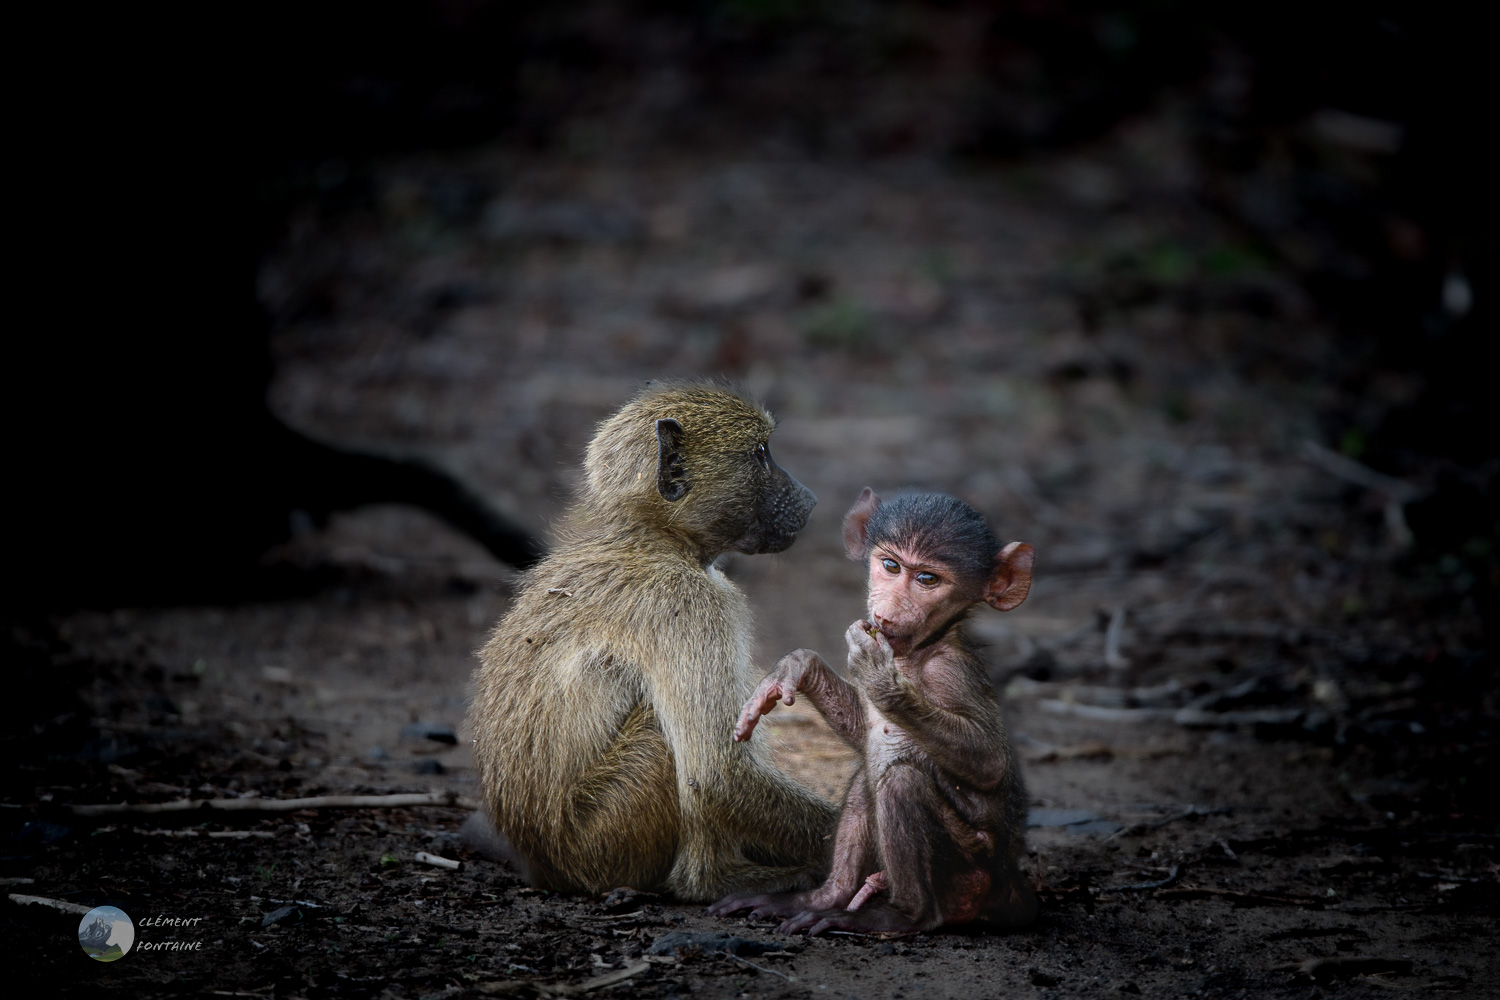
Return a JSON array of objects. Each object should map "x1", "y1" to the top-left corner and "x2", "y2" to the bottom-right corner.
[{"x1": 79, "y1": 905, "x2": 134, "y2": 962}]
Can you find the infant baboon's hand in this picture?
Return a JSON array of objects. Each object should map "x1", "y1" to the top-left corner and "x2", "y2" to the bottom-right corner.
[
  {"x1": 734, "y1": 648, "x2": 822, "y2": 742},
  {"x1": 844, "y1": 620, "x2": 894, "y2": 684}
]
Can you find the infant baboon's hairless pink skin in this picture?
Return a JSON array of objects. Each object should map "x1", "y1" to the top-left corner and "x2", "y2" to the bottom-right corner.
[{"x1": 710, "y1": 489, "x2": 1038, "y2": 935}]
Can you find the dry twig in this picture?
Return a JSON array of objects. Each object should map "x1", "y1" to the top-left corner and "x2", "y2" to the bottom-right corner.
[
  {"x1": 249, "y1": 895, "x2": 325, "y2": 908},
  {"x1": 1039, "y1": 700, "x2": 1175, "y2": 724},
  {"x1": 478, "y1": 960, "x2": 651, "y2": 997},
  {"x1": 1024, "y1": 740, "x2": 1179, "y2": 763},
  {"x1": 1099, "y1": 865, "x2": 1180, "y2": 892},
  {"x1": 1157, "y1": 887, "x2": 1324, "y2": 906},
  {"x1": 728, "y1": 954, "x2": 794, "y2": 981},
  {"x1": 1144, "y1": 805, "x2": 1231, "y2": 830},
  {"x1": 69, "y1": 791, "x2": 479, "y2": 817},
  {"x1": 1300, "y1": 441, "x2": 1422, "y2": 502},
  {"x1": 8, "y1": 893, "x2": 92, "y2": 915},
  {"x1": 1300, "y1": 441, "x2": 1420, "y2": 547},
  {"x1": 1108, "y1": 805, "x2": 1233, "y2": 840},
  {"x1": 1172, "y1": 705, "x2": 1311, "y2": 728},
  {"x1": 1103, "y1": 607, "x2": 1130, "y2": 670},
  {"x1": 572, "y1": 913, "x2": 643, "y2": 924},
  {"x1": 415, "y1": 851, "x2": 462, "y2": 871},
  {"x1": 1275, "y1": 956, "x2": 1414, "y2": 983},
  {"x1": 135, "y1": 827, "x2": 274, "y2": 839}
]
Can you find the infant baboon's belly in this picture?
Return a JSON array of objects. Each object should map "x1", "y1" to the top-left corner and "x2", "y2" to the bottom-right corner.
[{"x1": 864, "y1": 703, "x2": 920, "y2": 781}]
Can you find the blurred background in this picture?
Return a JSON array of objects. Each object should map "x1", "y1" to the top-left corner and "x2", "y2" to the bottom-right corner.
[
  {"x1": 11, "y1": 0, "x2": 1498, "y2": 800},
  {"x1": 8, "y1": 0, "x2": 1496, "y2": 795},
  {"x1": 9, "y1": 0, "x2": 1494, "y2": 621}
]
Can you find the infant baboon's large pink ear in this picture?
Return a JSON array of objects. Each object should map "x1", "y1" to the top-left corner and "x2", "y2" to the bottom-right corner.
[
  {"x1": 984, "y1": 542, "x2": 1034, "y2": 611},
  {"x1": 842, "y1": 488, "x2": 882, "y2": 561}
]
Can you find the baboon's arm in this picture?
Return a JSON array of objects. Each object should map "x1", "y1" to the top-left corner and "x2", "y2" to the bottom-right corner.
[
  {"x1": 645, "y1": 652, "x2": 835, "y2": 899},
  {"x1": 735, "y1": 648, "x2": 867, "y2": 749}
]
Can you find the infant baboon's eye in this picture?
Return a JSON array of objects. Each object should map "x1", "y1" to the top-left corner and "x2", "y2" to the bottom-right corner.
[
  {"x1": 881, "y1": 558, "x2": 900, "y2": 574},
  {"x1": 915, "y1": 571, "x2": 939, "y2": 587},
  {"x1": 755, "y1": 442, "x2": 770, "y2": 468}
]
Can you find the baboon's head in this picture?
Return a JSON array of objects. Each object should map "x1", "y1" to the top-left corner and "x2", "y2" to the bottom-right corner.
[{"x1": 584, "y1": 384, "x2": 816, "y2": 559}]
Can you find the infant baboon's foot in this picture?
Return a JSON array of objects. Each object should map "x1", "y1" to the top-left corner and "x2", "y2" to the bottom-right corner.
[
  {"x1": 706, "y1": 890, "x2": 808, "y2": 920},
  {"x1": 780, "y1": 902, "x2": 928, "y2": 937}
]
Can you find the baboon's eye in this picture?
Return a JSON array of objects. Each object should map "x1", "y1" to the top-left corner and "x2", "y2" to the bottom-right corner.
[
  {"x1": 755, "y1": 442, "x2": 770, "y2": 469},
  {"x1": 915, "y1": 571, "x2": 940, "y2": 587},
  {"x1": 881, "y1": 558, "x2": 900, "y2": 574}
]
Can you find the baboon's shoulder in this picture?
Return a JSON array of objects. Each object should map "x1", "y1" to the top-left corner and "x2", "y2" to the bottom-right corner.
[{"x1": 490, "y1": 538, "x2": 744, "y2": 664}]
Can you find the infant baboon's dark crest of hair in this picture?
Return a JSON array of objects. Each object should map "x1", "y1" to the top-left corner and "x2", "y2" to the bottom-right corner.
[{"x1": 864, "y1": 493, "x2": 999, "y2": 586}]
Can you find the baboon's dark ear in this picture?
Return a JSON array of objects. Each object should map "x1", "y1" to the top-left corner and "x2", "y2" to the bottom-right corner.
[
  {"x1": 842, "y1": 487, "x2": 881, "y2": 561},
  {"x1": 985, "y1": 542, "x2": 1034, "y2": 612},
  {"x1": 656, "y1": 418, "x2": 689, "y2": 502}
]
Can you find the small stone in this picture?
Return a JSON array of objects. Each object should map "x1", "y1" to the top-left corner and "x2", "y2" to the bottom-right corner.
[
  {"x1": 261, "y1": 906, "x2": 300, "y2": 928},
  {"x1": 648, "y1": 931, "x2": 777, "y2": 958},
  {"x1": 400, "y1": 722, "x2": 458, "y2": 745},
  {"x1": 601, "y1": 887, "x2": 658, "y2": 913},
  {"x1": 1030, "y1": 969, "x2": 1061, "y2": 987}
]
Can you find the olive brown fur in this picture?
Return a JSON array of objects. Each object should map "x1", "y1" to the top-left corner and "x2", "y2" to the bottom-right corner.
[{"x1": 469, "y1": 384, "x2": 837, "y2": 901}]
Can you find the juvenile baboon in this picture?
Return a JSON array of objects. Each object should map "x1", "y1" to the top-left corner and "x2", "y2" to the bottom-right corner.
[
  {"x1": 468, "y1": 384, "x2": 838, "y2": 901},
  {"x1": 711, "y1": 489, "x2": 1037, "y2": 934}
]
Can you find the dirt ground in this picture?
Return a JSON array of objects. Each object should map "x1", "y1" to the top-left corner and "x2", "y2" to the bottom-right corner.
[{"x1": 8, "y1": 79, "x2": 1497, "y2": 997}]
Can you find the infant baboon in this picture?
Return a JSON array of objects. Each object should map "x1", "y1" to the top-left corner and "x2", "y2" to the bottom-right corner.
[
  {"x1": 469, "y1": 384, "x2": 838, "y2": 901},
  {"x1": 711, "y1": 489, "x2": 1037, "y2": 934}
]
